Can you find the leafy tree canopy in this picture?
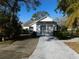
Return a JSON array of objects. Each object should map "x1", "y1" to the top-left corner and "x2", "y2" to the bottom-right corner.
[
  {"x1": 56, "y1": 0, "x2": 79, "y2": 30},
  {"x1": 56, "y1": 0, "x2": 79, "y2": 15},
  {"x1": 0, "y1": 0, "x2": 41, "y2": 38},
  {"x1": 31, "y1": 11, "x2": 49, "y2": 20}
]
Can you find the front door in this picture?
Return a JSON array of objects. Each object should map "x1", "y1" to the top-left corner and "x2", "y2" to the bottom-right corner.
[{"x1": 40, "y1": 24, "x2": 46, "y2": 35}]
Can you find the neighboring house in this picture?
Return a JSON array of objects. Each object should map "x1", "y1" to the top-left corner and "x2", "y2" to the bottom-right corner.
[{"x1": 23, "y1": 16, "x2": 58, "y2": 36}]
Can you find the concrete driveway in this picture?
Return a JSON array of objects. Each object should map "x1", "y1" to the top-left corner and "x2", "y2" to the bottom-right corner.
[{"x1": 28, "y1": 36, "x2": 79, "y2": 59}]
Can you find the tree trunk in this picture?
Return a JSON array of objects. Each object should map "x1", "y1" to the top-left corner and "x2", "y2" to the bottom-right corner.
[{"x1": 2, "y1": 37, "x2": 5, "y2": 42}]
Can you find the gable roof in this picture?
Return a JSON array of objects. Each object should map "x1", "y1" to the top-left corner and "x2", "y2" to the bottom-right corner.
[
  {"x1": 23, "y1": 16, "x2": 54, "y2": 27},
  {"x1": 40, "y1": 16, "x2": 53, "y2": 22}
]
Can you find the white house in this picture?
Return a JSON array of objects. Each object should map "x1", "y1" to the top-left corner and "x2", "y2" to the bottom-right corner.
[{"x1": 23, "y1": 16, "x2": 58, "y2": 36}]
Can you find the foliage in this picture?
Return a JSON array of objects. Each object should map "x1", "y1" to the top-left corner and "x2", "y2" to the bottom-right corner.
[
  {"x1": 0, "y1": 0, "x2": 41, "y2": 39},
  {"x1": 65, "y1": 2, "x2": 79, "y2": 29},
  {"x1": 56, "y1": 0, "x2": 79, "y2": 36},
  {"x1": 31, "y1": 31, "x2": 37, "y2": 37},
  {"x1": 22, "y1": 29, "x2": 29, "y2": 34},
  {"x1": 0, "y1": 0, "x2": 41, "y2": 12},
  {"x1": 76, "y1": 29, "x2": 79, "y2": 35},
  {"x1": 0, "y1": 15, "x2": 22, "y2": 40},
  {"x1": 56, "y1": 0, "x2": 79, "y2": 15},
  {"x1": 54, "y1": 26, "x2": 70, "y2": 39},
  {"x1": 54, "y1": 31, "x2": 69, "y2": 39},
  {"x1": 31, "y1": 11, "x2": 49, "y2": 20}
]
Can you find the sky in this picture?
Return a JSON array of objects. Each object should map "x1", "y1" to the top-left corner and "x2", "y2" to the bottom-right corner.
[{"x1": 18, "y1": 0, "x2": 63, "y2": 23}]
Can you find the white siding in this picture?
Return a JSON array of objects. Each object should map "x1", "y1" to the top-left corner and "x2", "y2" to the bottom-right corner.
[
  {"x1": 31, "y1": 23, "x2": 37, "y2": 31},
  {"x1": 41, "y1": 17, "x2": 53, "y2": 22},
  {"x1": 22, "y1": 26, "x2": 29, "y2": 29}
]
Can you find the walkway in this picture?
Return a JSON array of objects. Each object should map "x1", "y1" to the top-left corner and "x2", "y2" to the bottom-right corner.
[{"x1": 28, "y1": 36, "x2": 79, "y2": 59}]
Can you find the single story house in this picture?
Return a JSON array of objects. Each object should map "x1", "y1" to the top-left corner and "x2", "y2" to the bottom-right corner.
[{"x1": 23, "y1": 16, "x2": 58, "y2": 36}]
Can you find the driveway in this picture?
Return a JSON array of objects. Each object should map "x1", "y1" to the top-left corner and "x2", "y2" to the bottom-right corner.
[{"x1": 28, "y1": 36, "x2": 79, "y2": 59}]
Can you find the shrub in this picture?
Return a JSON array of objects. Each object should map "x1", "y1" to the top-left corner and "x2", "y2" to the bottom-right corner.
[
  {"x1": 53, "y1": 25, "x2": 70, "y2": 40},
  {"x1": 22, "y1": 29, "x2": 29, "y2": 34},
  {"x1": 31, "y1": 31, "x2": 37, "y2": 37},
  {"x1": 54, "y1": 31, "x2": 70, "y2": 39}
]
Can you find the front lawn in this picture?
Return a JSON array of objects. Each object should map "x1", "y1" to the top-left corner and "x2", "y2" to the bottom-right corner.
[
  {"x1": 0, "y1": 40, "x2": 14, "y2": 48},
  {"x1": 65, "y1": 42, "x2": 79, "y2": 54},
  {"x1": 0, "y1": 38, "x2": 39, "y2": 59},
  {"x1": 0, "y1": 40, "x2": 14, "y2": 44}
]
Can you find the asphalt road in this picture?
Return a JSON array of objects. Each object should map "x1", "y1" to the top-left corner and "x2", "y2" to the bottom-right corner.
[{"x1": 0, "y1": 38, "x2": 38, "y2": 59}]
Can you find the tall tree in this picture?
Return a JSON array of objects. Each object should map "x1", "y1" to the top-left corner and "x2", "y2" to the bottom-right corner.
[
  {"x1": 31, "y1": 11, "x2": 49, "y2": 20},
  {"x1": 56, "y1": 0, "x2": 79, "y2": 29},
  {"x1": 56, "y1": 0, "x2": 79, "y2": 15},
  {"x1": 0, "y1": 0, "x2": 41, "y2": 39},
  {"x1": 0, "y1": 0, "x2": 41, "y2": 23}
]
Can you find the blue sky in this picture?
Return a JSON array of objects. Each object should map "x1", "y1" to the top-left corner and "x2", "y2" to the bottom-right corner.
[{"x1": 18, "y1": 0, "x2": 63, "y2": 23}]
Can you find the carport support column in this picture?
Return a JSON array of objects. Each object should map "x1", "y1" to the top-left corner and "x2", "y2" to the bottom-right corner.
[{"x1": 46, "y1": 24, "x2": 48, "y2": 34}]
